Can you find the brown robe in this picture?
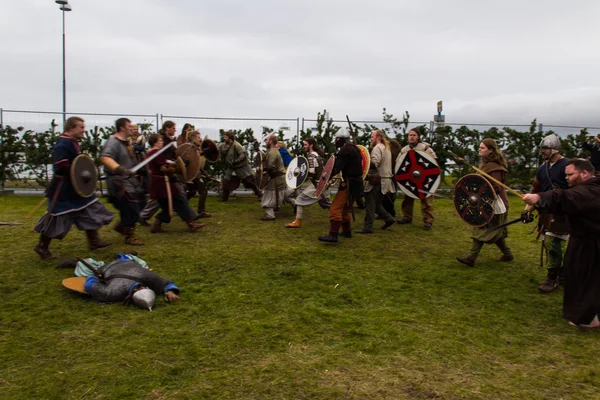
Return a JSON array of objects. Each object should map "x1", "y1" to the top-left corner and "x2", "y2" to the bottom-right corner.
[{"x1": 539, "y1": 177, "x2": 600, "y2": 325}]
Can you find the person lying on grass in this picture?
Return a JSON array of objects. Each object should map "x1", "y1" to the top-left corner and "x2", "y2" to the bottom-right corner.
[{"x1": 59, "y1": 253, "x2": 180, "y2": 311}]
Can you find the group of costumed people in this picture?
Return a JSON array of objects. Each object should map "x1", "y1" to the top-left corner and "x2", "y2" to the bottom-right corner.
[{"x1": 32, "y1": 116, "x2": 600, "y2": 326}]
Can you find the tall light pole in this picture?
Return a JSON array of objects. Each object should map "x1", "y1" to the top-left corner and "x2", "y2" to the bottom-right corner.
[{"x1": 55, "y1": 0, "x2": 72, "y2": 126}]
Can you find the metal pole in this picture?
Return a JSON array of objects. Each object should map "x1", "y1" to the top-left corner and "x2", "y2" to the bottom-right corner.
[
  {"x1": 156, "y1": 113, "x2": 159, "y2": 133},
  {"x1": 429, "y1": 121, "x2": 434, "y2": 143},
  {"x1": 0, "y1": 108, "x2": 3, "y2": 128},
  {"x1": 62, "y1": 8, "x2": 66, "y2": 126}
]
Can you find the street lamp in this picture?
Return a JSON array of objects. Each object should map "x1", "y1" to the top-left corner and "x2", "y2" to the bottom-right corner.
[{"x1": 56, "y1": 0, "x2": 72, "y2": 126}]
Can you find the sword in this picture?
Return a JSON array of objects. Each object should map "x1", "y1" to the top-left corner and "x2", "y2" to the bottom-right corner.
[
  {"x1": 130, "y1": 141, "x2": 177, "y2": 174},
  {"x1": 448, "y1": 150, "x2": 525, "y2": 199},
  {"x1": 0, "y1": 222, "x2": 23, "y2": 226},
  {"x1": 417, "y1": 189, "x2": 450, "y2": 199},
  {"x1": 487, "y1": 212, "x2": 537, "y2": 233}
]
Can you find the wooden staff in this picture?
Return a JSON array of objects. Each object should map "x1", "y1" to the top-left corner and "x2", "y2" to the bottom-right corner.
[
  {"x1": 164, "y1": 176, "x2": 173, "y2": 217},
  {"x1": 448, "y1": 150, "x2": 524, "y2": 199}
]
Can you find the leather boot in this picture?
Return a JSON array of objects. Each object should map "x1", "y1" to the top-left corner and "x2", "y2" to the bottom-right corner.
[
  {"x1": 186, "y1": 219, "x2": 205, "y2": 231},
  {"x1": 456, "y1": 257, "x2": 475, "y2": 267},
  {"x1": 113, "y1": 222, "x2": 125, "y2": 234},
  {"x1": 318, "y1": 232, "x2": 339, "y2": 243},
  {"x1": 86, "y1": 230, "x2": 112, "y2": 250},
  {"x1": 123, "y1": 227, "x2": 144, "y2": 246},
  {"x1": 319, "y1": 221, "x2": 341, "y2": 243},
  {"x1": 150, "y1": 219, "x2": 165, "y2": 233},
  {"x1": 285, "y1": 219, "x2": 302, "y2": 228},
  {"x1": 196, "y1": 194, "x2": 212, "y2": 218},
  {"x1": 34, "y1": 234, "x2": 55, "y2": 260},
  {"x1": 539, "y1": 268, "x2": 560, "y2": 293},
  {"x1": 219, "y1": 189, "x2": 230, "y2": 202},
  {"x1": 56, "y1": 258, "x2": 78, "y2": 269},
  {"x1": 495, "y1": 238, "x2": 514, "y2": 261},
  {"x1": 341, "y1": 222, "x2": 352, "y2": 238}
]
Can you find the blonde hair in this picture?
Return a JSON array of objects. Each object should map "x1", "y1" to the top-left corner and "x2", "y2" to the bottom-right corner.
[{"x1": 373, "y1": 130, "x2": 390, "y2": 150}]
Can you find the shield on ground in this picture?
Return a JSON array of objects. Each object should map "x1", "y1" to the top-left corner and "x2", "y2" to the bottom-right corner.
[
  {"x1": 62, "y1": 276, "x2": 89, "y2": 295},
  {"x1": 315, "y1": 156, "x2": 335, "y2": 198},
  {"x1": 176, "y1": 143, "x2": 201, "y2": 182},
  {"x1": 395, "y1": 150, "x2": 441, "y2": 200},
  {"x1": 285, "y1": 156, "x2": 309, "y2": 189},
  {"x1": 356, "y1": 145, "x2": 371, "y2": 180},
  {"x1": 70, "y1": 154, "x2": 98, "y2": 198},
  {"x1": 453, "y1": 173, "x2": 497, "y2": 227}
]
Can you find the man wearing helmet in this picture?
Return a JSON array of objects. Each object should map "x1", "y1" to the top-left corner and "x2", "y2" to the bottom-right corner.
[
  {"x1": 523, "y1": 134, "x2": 570, "y2": 293},
  {"x1": 80, "y1": 256, "x2": 180, "y2": 311},
  {"x1": 318, "y1": 129, "x2": 363, "y2": 243}
]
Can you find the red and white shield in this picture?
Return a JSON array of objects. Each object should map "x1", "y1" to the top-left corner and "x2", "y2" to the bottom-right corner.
[{"x1": 395, "y1": 150, "x2": 441, "y2": 200}]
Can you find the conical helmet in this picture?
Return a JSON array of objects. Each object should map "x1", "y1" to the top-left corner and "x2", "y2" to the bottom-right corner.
[
  {"x1": 539, "y1": 134, "x2": 561, "y2": 150},
  {"x1": 132, "y1": 288, "x2": 156, "y2": 311}
]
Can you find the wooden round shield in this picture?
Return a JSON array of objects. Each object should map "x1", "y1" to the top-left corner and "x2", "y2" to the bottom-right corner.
[
  {"x1": 395, "y1": 150, "x2": 441, "y2": 200},
  {"x1": 176, "y1": 143, "x2": 200, "y2": 182},
  {"x1": 255, "y1": 151, "x2": 269, "y2": 190},
  {"x1": 201, "y1": 138, "x2": 220, "y2": 163},
  {"x1": 285, "y1": 156, "x2": 309, "y2": 189},
  {"x1": 62, "y1": 276, "x2": 89, "y2": 295},
  {"x1": 453, "y1": 173, "x2": 497, "y2": 227},
  {"x1": 315, "y1": 156, "x2": 335, "y2": 198},
  {"x1": 70, "y1": 154, "x2": 97, "y2": 198},
  {"x1": 223, "y1": 175, "x2": 241, "y2": 192},
  {"x1": 356, "y1": 145, "x2": 371, "y2": 180}
]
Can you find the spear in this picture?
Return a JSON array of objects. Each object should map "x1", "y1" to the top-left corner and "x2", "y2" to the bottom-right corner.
[{"x1": 448, "y1": 150, "x2": 524, "y2": 199}]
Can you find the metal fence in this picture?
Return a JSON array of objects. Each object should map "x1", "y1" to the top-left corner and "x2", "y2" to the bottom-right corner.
[{"x1": 3, "y1": 108, "x2": 600, "y2": 140}]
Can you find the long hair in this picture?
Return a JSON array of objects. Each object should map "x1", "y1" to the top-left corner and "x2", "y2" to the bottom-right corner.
[
  {"x1": 373, "y1": 130, "x2": 390, "y2": 150},
  {"x1": 480, "y1": 138, "x2": 508, "y2": 169},
  {"x1": 305, "y1": 138, "x2": 325, "y2": 158}
]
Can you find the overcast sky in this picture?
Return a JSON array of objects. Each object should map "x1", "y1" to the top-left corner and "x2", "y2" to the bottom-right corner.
[{"x1": 2, "y1": 0, "x2": 600, "y2": 131}]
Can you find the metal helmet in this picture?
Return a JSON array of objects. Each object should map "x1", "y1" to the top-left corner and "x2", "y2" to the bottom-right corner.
[
  {"x1": 132, "y1": 288, "x2": 156, "y2": 311},
  {"x1": 334, "y1": 128, "x2": 351, "y2": 148},
  {"x1": 334, "y1": 128, "x2": 351, "y2": 139},
  {"x1": 539, "y1": 134, "x2": 561, "y2": 150}
]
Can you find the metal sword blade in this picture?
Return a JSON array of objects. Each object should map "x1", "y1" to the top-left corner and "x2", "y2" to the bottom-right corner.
[
  {"x1": 130, "y1": 141, "x2": 177, "y2": 173},
  {"x1": 417, "y1": 189, "x2": 450, "y2": 199}
]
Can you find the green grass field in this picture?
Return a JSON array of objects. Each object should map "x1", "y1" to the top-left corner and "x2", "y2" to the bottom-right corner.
[{"x1": 1, "y1": 194, "x2": 598, "y2": 399}]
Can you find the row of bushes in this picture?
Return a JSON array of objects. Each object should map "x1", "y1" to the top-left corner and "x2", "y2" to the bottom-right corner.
[{"x1": 0, "y1": 109, "x2": 595, "y2": 191}]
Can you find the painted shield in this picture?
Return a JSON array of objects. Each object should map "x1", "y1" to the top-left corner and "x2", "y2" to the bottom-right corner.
[
  {"x1": 176, "y1": 143, "x2": 201, "y2": 181},
  {"x1": 356, "y1": 145, "x2": 371, "y2": 180},
  {"x1": 62, "y1": 277, "x2": 89, "y2": 295},
  {"x1": 285, "y1": 156, "x2": 309, "y2": 189},
  {"x1": 453, "y1": 173, "x2": 497, "y2": 227},
  {"x1": 315, "y1": 156, "x2": 335, "y2": 198},
  {"x1": 395, "y1": 150, "x2": 441, "y2": 200},
  {"x1": 70, "y1": 154, "x2": 98, "y2": 198}
]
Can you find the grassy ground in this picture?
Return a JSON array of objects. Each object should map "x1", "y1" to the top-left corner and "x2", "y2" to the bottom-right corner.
[{"x1": 1, "y1": 194, "x2": 599, "y2": 400}]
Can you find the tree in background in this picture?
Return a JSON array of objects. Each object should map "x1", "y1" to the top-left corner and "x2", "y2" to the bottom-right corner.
[
  {"x1": 0, "y1": 125, "x2": 24, "y2": 192},
  {"x1": 502, "y1": 120, "x2": 543, "y2": 187},
  {"x1": 19, "y1": 121, "x2": 59, "y2": 188},
  {"x1": 562, "y1": 128, "x2": 592, "y2": 159}
]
